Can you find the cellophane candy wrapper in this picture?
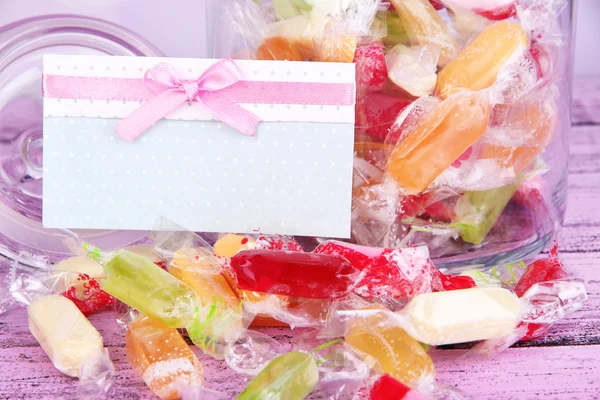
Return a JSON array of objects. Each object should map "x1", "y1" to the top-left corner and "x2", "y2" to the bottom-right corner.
[
  {"x1": 468, "y1": 243, "x2": 588, "y2": 354},
  {"x1": 125, "y1": 313, "x2": 205, "y2": 399},
  {"x1": 1, "y1": 253, "x2": 114, "y2": 316},
  {"x1": 323, "y1": 268, "x2": 585, "y2": 348},
  {"x1": 308, "y1": 302, "x2": 469, "y2": 399},
  {"x1": 147, "y1": 218, "x2": 256, "y2": 360},
  {"x1": 0, "y1": 255, "x2": 116, "y2": 397},
  {"x1": 221, "y1": 0, "x2": 570, "y2": 263}
]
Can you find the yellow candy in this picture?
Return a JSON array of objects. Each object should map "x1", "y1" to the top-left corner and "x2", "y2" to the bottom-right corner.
[
  {"x1": 345, "y1": 305, "x2": 435, "y2": 386},
  {"x1": 390, "y1": 0, "x2": 459, "y2": 66},
  {"x1": 436, "y1": 21, "x2": 529, "y2": 99},
  {"x1": 214, "y1": 234, "x2": 256, "y2": 258},
  {"x1": 127, "y1": 315, "x2": 204, "y2": 399},
  {"x1": 169, "y1": 249, "x2": 245, "y2": 357}
]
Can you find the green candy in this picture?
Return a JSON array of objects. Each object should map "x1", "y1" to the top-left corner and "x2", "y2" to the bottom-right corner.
[
  {"x1": 100, "y1": 251, "x2": 198, "y2": 328},
  {"x1": 237, "y1": 352, "x2": 319, "y2": 400},
  {"x1": 383, "y1": 11, "x2": 409, "y2": 48},
  {"x1": 272, "y1": 0, "x2": 301, "y2": 19},
  {"x1": 453, "y1": 182, "x2": 520, "y2": 245}
]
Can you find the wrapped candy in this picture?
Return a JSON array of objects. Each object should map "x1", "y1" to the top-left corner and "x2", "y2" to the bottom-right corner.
[
  {"x1": 480, "y1": 96, "x2": 557, "y2": 174},
  {"x1": 229, "y1": 250, "x2": 360, "y2": 300},
  {"x1": 333, "y1": 276, "x2": 586, "y2": 348},
  {"x1": 147, "y1": 223, "x2": 255, "y2": 357},
  {"x1": 452, "y1": 181, "x2": 521, "y2": 245},
  {"x1": 370, "y1": 375, "x2": 427, "y2": 400},
  {"x1": 318, "y1": 20, "x2": 359, "y2": 63},
  {"x1": 223, "y1": 0, "x2": 568, "y2": 254},
  {"x1": 214, "y1": 233, "x2": 301, "y2": 326},
  {"x1": 126, "y1": 315, "x2": 205, "y2": 399},
  {"x1": 5, "y1": 256, "x2": 114, "y2": 316},
  {"x1": 54, "y1": 255, "x2": 104, "y2": 278},
  {"x1": 435, "y1": 21, "x2": 529, "y2": 99},
  {"x1": 98, "y1": 249, "x2": 200, "y2": 329},
  {"x1": 386, "y1": 44, "x2": 440, "y2": 97},
  {"x1": 27, "y1": 294, "x2": 115, "y2": 395},
  {"x1": 54, "y1": 254, "x2": 115, "y2": 315},
  {"x1": 345, "y1": 305, "x2": 435, "y2": 386},
  {"x1": 470, "y1": 244, "x2": 587, "y2": 354},
  {"x1": 356, "y1": 92, "x2": 412, "y2": 140},
  {"x1": 389, "y1": 0, "x2": 459, "y2": 66},
  {"x1": 354, "y1": 43, "x2": 388, "y2": 93},
  {"x1": 168, "y1": 248, "x2": 247, "y2": 358},
  {"x1": 314, "y1": 240, "x2": 475, "y2": 306},
  {"x1": 386, "y1": 92, "x2": 490, "y2": 195},
  {"x1": 236, "y1": 351, "x2": 319, "y2": 400},
  {"x1": 442, "y1": 0, "x2": 516, "y2": 20}
]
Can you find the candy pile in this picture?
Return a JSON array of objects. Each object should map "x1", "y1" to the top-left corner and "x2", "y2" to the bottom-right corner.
[
  {"x1": 223, "y1": 0, "x2": 567, "y2": 256},
  {"x1": 3, "y1": 227, "x2": 587, "y2": 399}
]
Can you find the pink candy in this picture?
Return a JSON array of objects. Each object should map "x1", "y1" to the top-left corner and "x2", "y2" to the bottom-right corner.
[{"x1": 355, "y1": 43, "x2": 388, "y2": 93}]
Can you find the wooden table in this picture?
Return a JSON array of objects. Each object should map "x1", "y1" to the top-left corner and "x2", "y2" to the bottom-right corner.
[{"x1": 1, "y1": 77, "x2": 599, "y2": 399}]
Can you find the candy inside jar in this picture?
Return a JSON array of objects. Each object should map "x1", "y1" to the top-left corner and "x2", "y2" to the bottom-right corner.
[{"x1": 213, "y1": 0, "x2": 574, "y2": 266}]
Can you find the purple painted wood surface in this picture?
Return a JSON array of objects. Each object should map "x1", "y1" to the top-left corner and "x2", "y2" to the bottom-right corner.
[{"x1": 1, "y1": 77, "x2": 600, "y2": 399}]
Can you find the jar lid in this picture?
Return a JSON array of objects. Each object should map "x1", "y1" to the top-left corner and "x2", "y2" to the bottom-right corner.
[{"x1": 0, "y1": 15, "x2": 164, "y2": 265}]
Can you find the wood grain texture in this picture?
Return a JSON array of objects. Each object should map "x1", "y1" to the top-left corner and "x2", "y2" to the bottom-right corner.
[{"x1": 1, "y1": 77, "x2": 599, "y2": 399}]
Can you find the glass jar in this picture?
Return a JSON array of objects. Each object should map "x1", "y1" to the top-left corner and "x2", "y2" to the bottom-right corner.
[
  {"x1": 210, "y1": 0, "x2": 575, "y2": 266},
  {"x1": 0, "y1": 15, "x2": 163, "y2": 267}
]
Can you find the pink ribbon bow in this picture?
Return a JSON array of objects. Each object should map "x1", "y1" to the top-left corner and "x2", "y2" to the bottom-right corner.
[{"x1": 115, "y1": 58, "x2": 260, "y2": 141}]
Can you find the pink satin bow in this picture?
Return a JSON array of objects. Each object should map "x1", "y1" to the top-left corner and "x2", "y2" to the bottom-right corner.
[{"x1": 115, "y1": 59, "x2": 260, "y2": 141}]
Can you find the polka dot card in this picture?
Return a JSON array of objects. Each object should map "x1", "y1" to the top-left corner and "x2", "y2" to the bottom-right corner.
[{"x1": 42, "y1": 55, "x2": 356, "y2": 238}]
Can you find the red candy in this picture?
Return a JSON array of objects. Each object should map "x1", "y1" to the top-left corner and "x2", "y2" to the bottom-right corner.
[
  {"x1": 514, "y1": 243, "x2": 567, "y2": 297},
  {"x1": 514, "y1": 243, "x2": 569, "y2": 341},
  {"x1": 474, "y1": 3, "x2": 516, "y2": 20},
  {"x1": 255, "y1": 234, "x2": 304, "y2": 252},
  {"x1": 61, "y1": 273, "x2": 115, "y2": 315},
  {"x1": 230, "y1": 250, "x2": 359, "y2": 300},
  {"x1": 154, "y1": 260, "x2": 168, "y2": 270},
  {"x1": 370, "y1": 374, "x2": 426, "y2": 400},
  {"x1": 520, "y1": 321, "x2": 552, "y2": 341},
  {"x1": 355, "y1": 248, "x2": 438, "y2": 302},
  {"x1": 434, "y1": 271, "x2": 477, "y2": 291},
  {"x1": 354, "y1": 44, "x2": 388, "y2": 93},
  {"x1": 429, "y1": 0, "x2": 446, "y2": 10},
  {"x1": 358, "y1": 92, "x2": 412, "y2": 140},
  {"x1": 353, "y1": 246, "x2": 475, "y2": 302},
  {"x1": 398, "y1": 193, "x2": 456, "y2": 222},
  {"x1": 313, "y1": 241, "x2": 383, "y2": 270}
]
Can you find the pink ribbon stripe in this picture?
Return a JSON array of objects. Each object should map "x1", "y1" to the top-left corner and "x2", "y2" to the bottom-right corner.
[{"x1": 43, "y1": 58, "x2": 355, "y2": 142}]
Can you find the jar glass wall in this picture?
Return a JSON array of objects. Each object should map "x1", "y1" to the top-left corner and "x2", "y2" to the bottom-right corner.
[
  {"x1": 209, "y1": 0, "x2": 575, "y2": 266},
  {"x1": 0, "y1": 16, "x2": 163, "y2": 266}
]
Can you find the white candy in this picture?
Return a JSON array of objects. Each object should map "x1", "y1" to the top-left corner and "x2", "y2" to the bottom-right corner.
[
  {"x1": 386, "y1": 44, "x2": 440, "y2": 97},
  {"x1": 402, "y1": 287, "x2": 520, "y2": 345},
  {"x1": 54, "y1": 256, "x2": 104, "y2": 279},
  {"x1": 28, "y1": 295, "x2": 104, "y2": 377}
]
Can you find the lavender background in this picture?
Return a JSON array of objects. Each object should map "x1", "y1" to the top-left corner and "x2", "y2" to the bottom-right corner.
[{"x1": 0, "y1": 0, "x2": 597, "y2": 76}]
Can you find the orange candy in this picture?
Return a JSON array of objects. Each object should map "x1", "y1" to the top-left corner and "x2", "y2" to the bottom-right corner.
[
  {"x1": 436, "y1": 21, "x2": 529, "y2": 99},
  {"x1": 386, "y1": 93, "x2": 490, "y2": 194},
  {"x1": 257, "y1": 37, "x2": 302, "y2": 61},
  {"x1": 169, "y1": 248, "x2": 240, "y2": 311},
  {"x1": 480, "y1": 100, "x2": 557, "y2": 173},
  {"x1": 318, "y1": 22, "x2": 358, "y2": 63},
  {"x1": 126, "y1": 315, "x2": 204, "y2": 399}
]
